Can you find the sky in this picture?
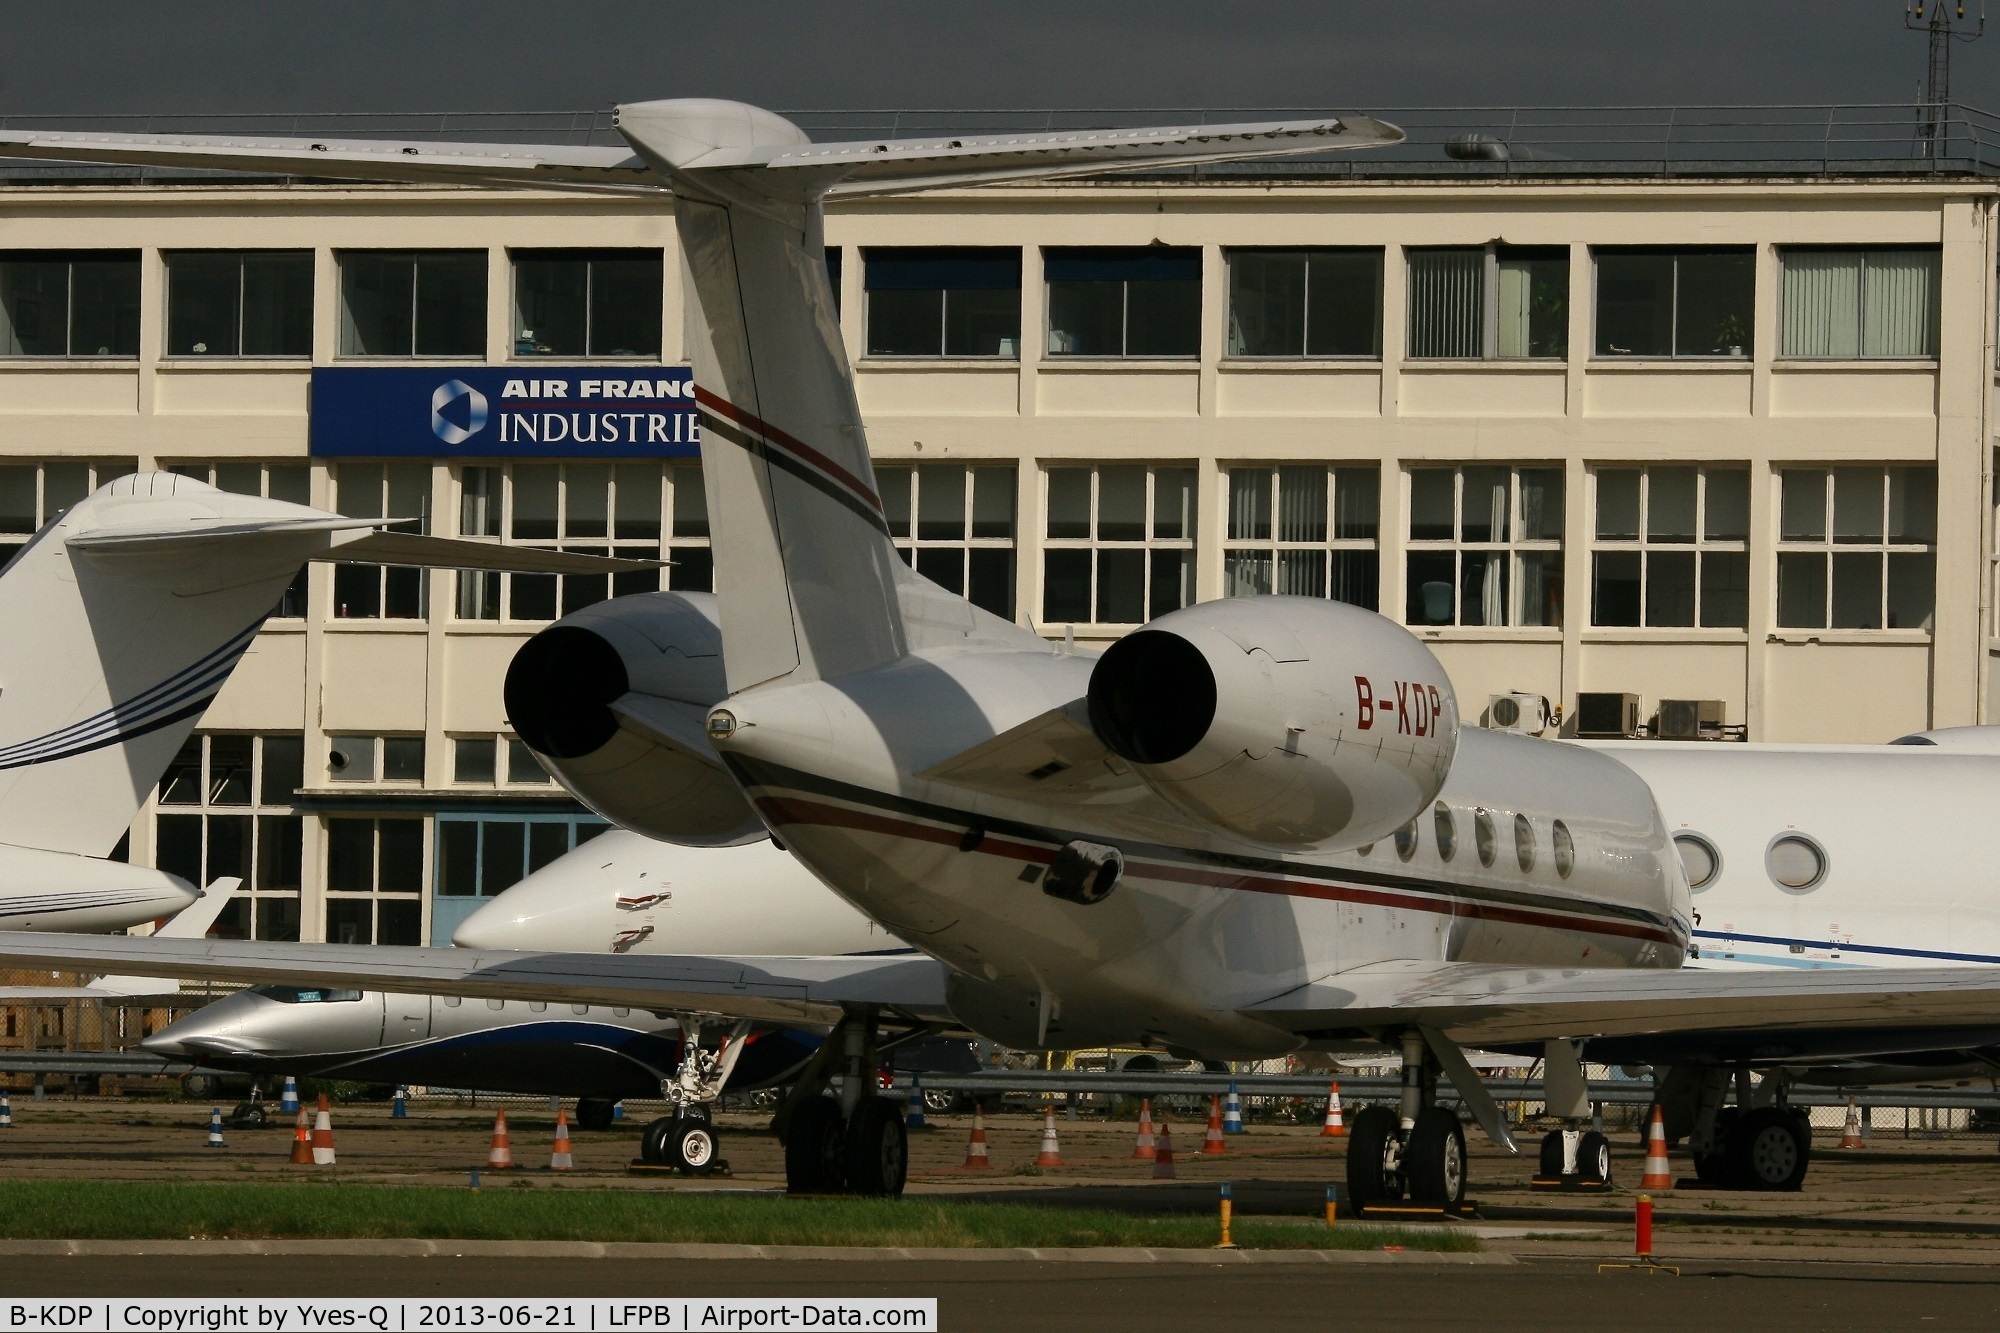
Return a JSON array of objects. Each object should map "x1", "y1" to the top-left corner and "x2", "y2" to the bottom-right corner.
[{"x1": 0, "y1": 2, "x2": 1991, "y2": 120}]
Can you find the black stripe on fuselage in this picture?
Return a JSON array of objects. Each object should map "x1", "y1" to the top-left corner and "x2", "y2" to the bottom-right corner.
[
  {"x1": 721, "y1": 753, "x2": 1682, "y2": 943},
  {"x1": 696, "y1": 407, "x2": 894, "y2": 539}
]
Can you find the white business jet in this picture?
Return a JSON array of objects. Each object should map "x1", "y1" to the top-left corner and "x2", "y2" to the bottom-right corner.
[
  {"x1": 0, "y1": 471, "x2": 649, "y2": 934},
  {"x1": 9, "y1": 104, "x2": 2000, "y2": 1209}
]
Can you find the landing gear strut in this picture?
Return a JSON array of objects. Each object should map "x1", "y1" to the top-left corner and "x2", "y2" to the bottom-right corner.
[
  {"x1": 637, "y1": 1015, "x2": 751, "y2": 1175},
  {"x1": 1346, "y1": 1031, "x2": 1466, "y2": 1210},
  {"x1": 775, "y1": 1006, "x2": 907, "y2": 1197},
  {"x1": 1665, "y1": 1065, "x2": 1811, "y2": 1191}
]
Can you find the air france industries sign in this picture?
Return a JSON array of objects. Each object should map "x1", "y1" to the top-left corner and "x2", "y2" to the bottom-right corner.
[{"x1": 309, "y1": 367, "x2": 698, "y2": 458}]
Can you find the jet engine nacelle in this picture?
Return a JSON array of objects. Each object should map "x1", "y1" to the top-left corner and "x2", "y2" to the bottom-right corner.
[
  {"x1": 1085, "y1": 596, "x2": 1457, "y2": 848},
  {"x1": 504, "y1": 592, "x2": 766, "y2": 847}
]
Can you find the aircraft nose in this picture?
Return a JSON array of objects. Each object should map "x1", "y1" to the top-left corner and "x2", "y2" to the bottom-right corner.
[{"x1": 143, "y1": 995, "x2": 246, "y2": 1059}]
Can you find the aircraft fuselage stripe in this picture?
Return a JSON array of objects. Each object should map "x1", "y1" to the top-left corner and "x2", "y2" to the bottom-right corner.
[
  {"x1": 1693, "y1": 929, "x2": 2000, "y2": 967},
  {"x1": 693, "y1": 387, "x2": 883, "y2": 514},
  {"x1": 751, "y1": 790, "x2": 1683, "y2": 951}
]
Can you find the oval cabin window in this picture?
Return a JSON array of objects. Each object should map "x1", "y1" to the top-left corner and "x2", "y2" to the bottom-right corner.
[
  {"x1": 1514, "y1": 813, "x2": 1536, "y2": 873},
  {"x1": 1552, "y1": 820, "x2": 1575, "y2": 879},
  {"x1": 1673, "y1": 833, "x2": 1721, "y2": 890},
  {"x1": 1433, "y1": 803, "x2": 1457, "y2": 862},
  {"x1": 1394, "y1": 822, "x2": 1419, "y2": 862},
  {"x1": 1474, "y1": 810, "x2": 1497, "y2": 867},
  {"x1": 1767, "y1": 834, "x2": 1827, "y2": 890}
]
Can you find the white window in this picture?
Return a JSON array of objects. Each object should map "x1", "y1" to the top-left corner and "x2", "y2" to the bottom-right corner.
[
  {"x1": 324, "y1": 816, "x2": 425, "y2": 944},
  {"x1": 1405, "y1": 466, "x2": 1563, "y2": 628},
  {"x1": 1590, "y1": 466, "x2": 1749, "y2": 628},
  {"x1": 1041, "y1": 465, "x2": 1195, "y2": 626},
  {"x1": 878, "y1": 464, "x2": 1016, "y2": 619},
  {"x1": 1776, "y1": 467, "x2": 1935, "y2": 631},
  {"x1": 1224, "y1": 465, "x2": 1379, "y2": 610},
  {"x1": 326, "y1": 734, "x2": 425, "y2": 784},
  {"x1": 452, "y1": 463, "x2": 705, "y2": 622},
  {"x1": 155, "y1": 733, "x2": 304, "y2": 941},
  {"x1": 1781, "y1": 247, "x2": 1940, "y2": 359},
  {"x1": 331, "y1": 462, "x2": 432, "y2": 620},
  {"x1": 1407, "y1": 246, "x2": 1569, "y2": 359}
]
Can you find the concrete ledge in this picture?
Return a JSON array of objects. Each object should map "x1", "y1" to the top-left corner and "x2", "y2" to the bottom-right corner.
[{"x1": 0, "y1": 1239, "x2": 1513, "y2": 1264}]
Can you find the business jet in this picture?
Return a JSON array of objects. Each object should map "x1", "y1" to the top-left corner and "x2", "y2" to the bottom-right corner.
[{"x1": 10, "y1": 103, "x2": 2000, "y2": 1210}]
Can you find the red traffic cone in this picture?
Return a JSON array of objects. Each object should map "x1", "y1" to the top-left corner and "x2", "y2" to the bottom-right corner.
[
  {"x1": 1035, "y1": 1105, "x2": 1065, "y2": 1167},
  {"x1": 311, "y1": 1093, "x2": 336, "y2": 1166},
  {"x1": 1151, "y1": 1121, "x2": 1177, "y2": 1179},
  {"x1": 487, "y1": 1109, "x2": 515, "y2": 1169},
  {"x1": 1132, "y1": 1098, "x2": 1157, "y2": 1160},
  {"x1": 1202, "y1": 1095, "x2": 1228, "y2": 1155},
  {"x1": 962, "y1": 1104, "x2": 991, "y2": 1169},
  {"x1": 1839, "y1": 1096, "x2": 1865, "y2": 1150},
  {"x1": 1321, "y1": 1081, "x2": 1347, "y2": 1137},
  {"x1": 549, "y1": 1108, "x2": 574, "y2": 1171},
  {"x1": 289, "y1": 1109, "x2": 313, "y2": 1165},
  {"x1": 1639, "y1": 1103, "x2": 1674, "y2": 1190}
]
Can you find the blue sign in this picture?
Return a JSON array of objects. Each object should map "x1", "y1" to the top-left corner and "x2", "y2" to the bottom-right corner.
[{"x1": 309, "y1": 366, "x2": 698, "y2": 458}]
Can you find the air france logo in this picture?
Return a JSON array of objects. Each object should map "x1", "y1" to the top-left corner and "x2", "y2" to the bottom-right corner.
[{"x1": 431, "y1": 379, "x2": 489, "y2": 446}]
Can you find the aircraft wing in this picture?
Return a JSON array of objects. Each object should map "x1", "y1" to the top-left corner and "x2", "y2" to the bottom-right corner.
[
  {"x1": 0, "y1": 933, "x2": 950, "y2": 1027},
  {"x1": 1245, "y1": 959, "x2": 2000, "y2": 1048},
  {"x1": 71, "y1": 521, "x2": 662, "y2": 574}
]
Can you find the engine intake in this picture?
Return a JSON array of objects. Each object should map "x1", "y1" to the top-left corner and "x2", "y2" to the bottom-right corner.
[{"x1": 1086, "y1": 596, "x2": 1457, "y2": 848}]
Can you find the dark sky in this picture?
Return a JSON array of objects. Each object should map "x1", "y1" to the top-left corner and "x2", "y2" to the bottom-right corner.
[{"x1": 0, "y1": 1, "x2": 1991, "y2": 119}]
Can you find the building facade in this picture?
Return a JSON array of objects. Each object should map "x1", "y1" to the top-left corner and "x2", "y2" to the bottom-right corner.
[{"x1": 0, "y1": 162, "x2": 1991, "y2": 945}]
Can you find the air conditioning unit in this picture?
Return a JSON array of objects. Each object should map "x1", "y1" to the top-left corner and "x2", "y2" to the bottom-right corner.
[
  {"x1": 1485, "y1": 692, "x2": 1551, "y2": 737},
  {"x1": 1575, "y1": 692, "x2": 1642, "y2": 739},
  {"x1": 1657, "y1": 698, "x2": 1726, "y2": 741}
]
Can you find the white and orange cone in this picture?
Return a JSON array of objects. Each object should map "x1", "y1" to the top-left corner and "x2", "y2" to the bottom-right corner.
[
  {"x1": 1151, "y1": 1121, "x2": 1177, "y2": 1179},
  {"x1": 1034, "y1": 1105, "x2": 1065, "y2": 1167},
  {"x1": 487, "y1": 1109, "x2": 515, "y2": 1169},
  {"x1": 1132, "y1": 1098, "x2": 1157, "y2": 1160},
  {"x1": 310, "y1": 1092, "x2": 336, "y2": 1166},
  {"x1": 549, "y1": 1108, "x2": 574, "y2": 1171},
  {"x1": 1202, "y1": 1095, "x2": 1228, "y2": 1155},
  {"x1": 1639, "y1": 1103, "x2": 1674, "y2": 1190},
  {"x1": 1839, "y1": 1096, "x2": 1866, "y2": 1150},
  {"x1": 1320, "y1": 1082, "x2": 1346, "y2": 1137},
  {"x1": 289, "y1": 1108, "x2": 313, "y2": 1165},
  {"x1": 962, "y1": 1104, "x2": 991, "y2": 1169}
]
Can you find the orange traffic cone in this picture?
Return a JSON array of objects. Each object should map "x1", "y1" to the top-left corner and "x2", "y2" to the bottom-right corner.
[
  {"x1": 487, "y1": 1109, "x2": 515, "y2": 1169},
  {"x1": 310, "y1": 1093, "x2": 336, "y2": 1166},
  {"x1": 1202, "y1": 1095, "x2": 1227, "y2": 1155},
  {"x1": 1034, "y1": 1105, "x2": 1065, "y2": 1167},
  {"x1": 1132, "y1": 1098, "x2": 1157, "y2": 1160},
  {"x1": 962, "y1": 1104, "x2": 991, "y2": 1169},
  {"x1": 1639, "y1": 1103, "x2": 1674, "y2": 1190},
  {"x1": 1839, "y1": 1096, "x2": 1865, "y2": 1150},
  {"x1": 289, "y1": 1109, "x2": 313, "y2": 1165},
  {"x1": 549, "y1": 1109, "x2": 574, "y2": 1171},
  {"x1": 1320, "y1": 1082, "x2": 1347, "y2": 1137},
  {"x1": 1151, "y1": 1121, "x2": 1177, "y2": 1179}
]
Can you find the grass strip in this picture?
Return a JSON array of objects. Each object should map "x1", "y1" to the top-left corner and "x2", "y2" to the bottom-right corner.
[{"x1": 0, "y1": 1181, "x2": 1474, "y2": 1251}]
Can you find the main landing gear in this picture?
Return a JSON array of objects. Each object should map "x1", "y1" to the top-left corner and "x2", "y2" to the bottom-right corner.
[
  {"x1": 776, "y1": 1006, "x2": 908, "y2": 1197},
  {"x1": 1346, "y1": 1033, "x2": 1468, "y2": 1212},
  {"x1": 1660, "y1": 1066, "x2": 1812, "y2": 1192},
  {"x1": 637, "y1": 1016, "x2": 751, "y2": 1175}
]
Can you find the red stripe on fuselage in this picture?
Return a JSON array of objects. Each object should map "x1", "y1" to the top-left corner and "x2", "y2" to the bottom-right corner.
[
  {"x1": 750, "y1": 792, "x2": 1679, "y2": 950},
  {"x1": 692, "y1": 387, "x2": 883, "y2": 514}
]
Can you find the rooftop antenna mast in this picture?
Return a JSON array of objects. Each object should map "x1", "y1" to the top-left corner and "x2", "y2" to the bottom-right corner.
[{"x1": 1907, "y1": 0, "x2": 1985, "y2": 162}]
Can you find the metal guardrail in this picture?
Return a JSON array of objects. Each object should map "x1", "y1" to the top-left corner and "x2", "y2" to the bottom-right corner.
[
  {"x1": 892, "y1": 1071, "x2": 2000, "y2": 1112},
  {"x1": 0, "y1": 1052, "x2": 190, "y2": 1077}
]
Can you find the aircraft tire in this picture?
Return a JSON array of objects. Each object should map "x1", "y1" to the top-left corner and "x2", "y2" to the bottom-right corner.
[
  {"x1": 1727, "y1": 1107, "x2": 1810, "y2": 1192},
  {"x1": 1405, "y1": 1108, "x2": 1466, "y2": 1206},
  {"x1": 574, "y1": 1098, "x2": 616, "y2": 1132},
  {"x1": 843, "y1": 1096, "x2": 908, "y2": 1197},
  {"x1": 672, "y1": 1118, "x2": 719, "y2": 1176},
  {"x1": 1537, "y1": 1130, "x2": 1565, "y2": 1178},
  {"x1": 785, "y1": 1096, "x2": 847, "y2": 1195},
  {"x1": 1575, "y1": 1130, "x2": 1612, "y2": 1184},
  {"x1": 640, "y1": 1116, "x2": 676, "y2": 1164},
  {"x1": 1345, "y1": 1104, "x2": 1404, "y2": 1209}
]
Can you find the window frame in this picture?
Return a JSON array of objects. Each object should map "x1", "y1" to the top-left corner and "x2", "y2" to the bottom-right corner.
[
  {"x1": 0, "y1": 459, "x2": 139, "y2": 572},
  {"x1": 153, "y1": 732, "x2": 305, "y2": 941},
  {"x1": 1222, "y1": 464, "x2": 1381, "y2": 610},
  {"x1": 1405, "y1": 243, "x2": 1569, "y2": 361},
  {"x1": 509, "y1": 247, "x2": 666, "y2": 360},
  {"x1": 1777, "y1": 245, "x2": 1942, "y2": 361},
  {"x1": 1587, "y1": 465, "x2": 1751, "y2": 631},
  {"x1": 1402, "y1": 464, "x2": 1565, "y2": 630},
  {"x1": 1039, "y1": 463, "x2": 1197, "y2": 628},
  {"x1": 335, "y1": 249, "x2": 488, "y2": 360},
  {"x1": 876, "y1": 463, "x2": 1017, "y2": 619},
  {"x1": 1592, "y1": 246, "x2": 1756, "y2": 361},
  {"x1": 861, "y1": 247, "x2": 1023, "y2": 360},
  {"x1": 1774, "y1": 466, "x2": 1936, "y2": 633},
  {"x1": 0, "y1": 250, "x2": 142, "y2": 359},
  {"x1": 1043, "y1": 246, "x2": 1202, "y2": 360},
  {"x1": 168, "y1": 461, "x2": 313, "y2": 617},
  {"x1": 1223, "y1": 246, "x2": 1384, "y2": 360},
  {"x1": 162, "y1": 249, "x2": 315, "y2": 360}
]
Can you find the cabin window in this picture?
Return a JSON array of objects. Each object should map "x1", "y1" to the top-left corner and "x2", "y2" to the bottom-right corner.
[
  {"x1": 864, "y1": 248, "x2": 1021, "y2": 358},
  {"x1": 1590, "y1": 465, "x2": 1749, "y2": 628},
  {"x1": 1224, "y1": 465, "x2": 1379, "y2": 611},
  {"x1": 1474, "y1": 810, "x2": 1498, "y2": 867},
  {"x1": 1433, "y1": 803, "x2": 1457, "y2": 861},
  {"x1": 1407, "y1": 245, "x2": 1568, "y2": 359},
  {"x1": 1227, "y1": 247, "x2": 1382, "y2": 357},
  {"x1": 878, "y1": 464, "x2": 1017, "y2": 619},
  {"x1": 1405, "y1": 465, "x2": 1564, "y2": 627},
  {"x1": 1674, "y1": 832, "x2": 1721, "y2": 890},
  {"x1": 1552, "y1": 820, "x2": 1575, "y2": 879},
  {"x1": 1766, "y1": 834, "x2": 1828, "y2": 891},
  {"x1": 1514, "y1": 814, "x2": 1536, "y2": 873},
  {"x1": 1393, "y1": 822, "x2": 1419, "y2": 862}
]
